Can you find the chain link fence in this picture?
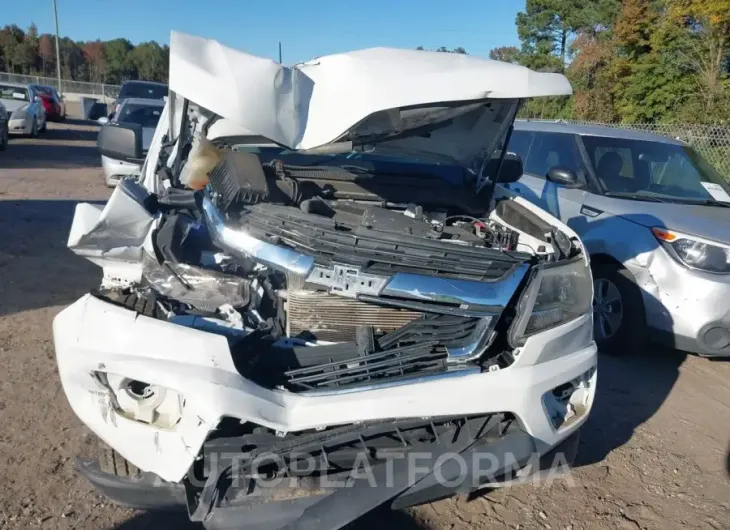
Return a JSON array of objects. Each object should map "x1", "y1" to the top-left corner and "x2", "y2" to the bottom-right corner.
[
  {"x1": 0, "y1": 72, "x2": 120, "y2": 99},
  {"x1": 532, "y1": 120, "x2": 730, "y2": 182}
]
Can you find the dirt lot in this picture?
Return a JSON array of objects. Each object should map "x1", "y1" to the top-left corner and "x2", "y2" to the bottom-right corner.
[{"x1": 0, "y1": 118, "x2": 728, "y2": 530}]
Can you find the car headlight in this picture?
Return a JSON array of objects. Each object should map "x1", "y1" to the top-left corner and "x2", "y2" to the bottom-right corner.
[
  {"x1": 652, "y1": 227, "x2": 730, "y2": 274},
  {"x1": 508, "y1": 257, "x2": 593, "y2": 346}
]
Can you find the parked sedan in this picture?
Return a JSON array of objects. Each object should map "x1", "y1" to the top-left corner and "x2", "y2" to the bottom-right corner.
[
  {"x1": 30, "y1": 84, "x2": 66, "y2": 121},
  {"x1": 110, "y1": 80, "x2": 167, "y2": 120},
  {"x1": 98, "y1": 97, "x2": 165, "y2": 187},
  {"x1": 506, "y1": 120, "x2": 730, "y2": 357},
  {"x1": 0, "y1": 100, "x2": 8, "y2": 150},
  {"x1": 0, "y1": 83, "x2": 47, "y2": 136}
]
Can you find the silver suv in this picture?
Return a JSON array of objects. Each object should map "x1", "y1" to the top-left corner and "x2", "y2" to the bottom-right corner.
[{"x1": 506, "y1": 120, "x2": 730, "y2": 357}]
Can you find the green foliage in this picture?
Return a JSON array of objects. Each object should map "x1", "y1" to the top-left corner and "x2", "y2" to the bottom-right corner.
[
  {"x1": 497, "y1": 0, "x2": 730, "y2": 123},
  {"x1": 489, "y1": 46, "x2": 521, "y2": 63},
  {"x1": 0, "y1": 24, "x2": 169, "y2": 84}
]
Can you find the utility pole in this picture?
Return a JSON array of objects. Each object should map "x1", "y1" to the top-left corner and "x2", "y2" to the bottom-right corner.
[
  {"x1": 278, "y1": 42, "x2": 282, "y2": 64},
  {"x1": 53, "y1": 0, "x2": 62, "y2": 93}
]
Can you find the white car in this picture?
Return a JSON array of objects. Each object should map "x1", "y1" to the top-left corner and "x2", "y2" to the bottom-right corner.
[
  {"x1": 54, "y1": 32, "x2": 597, "y2": 529},
  {"x1": 0, "y1": 83, "x2": 47, "y2": 137},
  {"x1": 97, "y1": 97, "x2": 165, "y2": 187}
]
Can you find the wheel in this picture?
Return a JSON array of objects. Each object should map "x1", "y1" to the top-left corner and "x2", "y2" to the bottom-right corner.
[
  {"x1": 0, "y1": 127, "x2": 7, "y2": 151},
  {"x1": 98, "y1": 438, "x2": 140, "y2": 477},
  {"x1": 591, "y1": 263, "x2": 646, "y2": 354}
]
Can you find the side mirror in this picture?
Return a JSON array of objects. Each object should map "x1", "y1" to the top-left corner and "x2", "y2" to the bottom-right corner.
[
  {"x1": 546, "y1": 166, "x2": 581, "y2": 188},
  {"x1": 97, "y1": 122, "x2": 143, "y2": 161},
  {"x1": 484, "y1": 152, "x2": 524, "y2": 184},
  {"x1": 97, "y1": 116, "x2": 109, "y2": 125}
]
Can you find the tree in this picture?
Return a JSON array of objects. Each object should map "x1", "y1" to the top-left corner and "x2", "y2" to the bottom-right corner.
[
  {"x1": 104, "y1": 38, "x2": 135, "y2": 83},
  {"x1": 131, "y1": 41, "x2": 167, "y2": 81},
  {"x1": 13, "y1": 23, "x2": 39, "y2": 74},
  {"x1": 435, "y1": 46, "x2": 468, "y2": 54},
  {"x1": 0, "y1": 25, "x2": 25, "y2": 73},
  {"x1": 39, "y1": 34, "x2": 54, "y2": 76},
  {"x1": 83, "y1": 40, "x2": 106, "y2": 82},
  {"x1": 670, "y1": 0, "x2": 730, "y2": 113},
  {"x1": 612, "y1": 0, "x2": 697, "y2": 122},
  {"x1": 489, "y1": 46, "x2": 521, "y2": 63},
  {"x1": 516, "y1": 0, "x2": 619, "y2": 70}
]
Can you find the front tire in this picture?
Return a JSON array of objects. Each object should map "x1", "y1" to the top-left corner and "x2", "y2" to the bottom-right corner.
[
  {"x1": 98, "y1": 439, "x2": 139, "y2": 477},
  {"x1": 592, "y1": 263, "x2": 646, "y2": 354}
]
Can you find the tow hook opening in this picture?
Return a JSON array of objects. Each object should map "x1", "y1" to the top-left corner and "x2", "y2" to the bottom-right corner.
[{"x1": 543, "y1": 367, "x2": 596, "y2": 430}]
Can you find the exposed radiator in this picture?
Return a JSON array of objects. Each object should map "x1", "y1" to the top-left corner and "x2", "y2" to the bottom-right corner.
[{"x1": 287, "y1": 289, "x2": 421, "y2": 342}]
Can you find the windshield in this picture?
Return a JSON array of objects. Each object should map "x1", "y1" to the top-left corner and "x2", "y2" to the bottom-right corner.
[
  {"x1": 119, "y1": 82, "x2": 168, "y2": 100},
  {"x1": 582, "y1": 135, "x2": 730, "y2": 203},
  {"x1": 117, "y1": 103, "x2": 163, "y2": 128},
  {"x1": 0, "y1": 85, "x2": 29, "y2": 102}
]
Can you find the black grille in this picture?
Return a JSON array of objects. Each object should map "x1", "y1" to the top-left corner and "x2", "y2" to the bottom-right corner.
[
  {"x1": 284, "y1": 315, "x2": 480, "y2": 391},
  {"x1": 238, "y1": 204, "x2": 529, "y2": 281},
  {"x1": 202, "y1": 413, "x2": 511, "y2": 479}
]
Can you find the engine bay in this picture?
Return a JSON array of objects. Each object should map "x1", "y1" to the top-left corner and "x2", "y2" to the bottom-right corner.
[{"x1": 74, "y1": 127, "x2": 582, "y2": 395}]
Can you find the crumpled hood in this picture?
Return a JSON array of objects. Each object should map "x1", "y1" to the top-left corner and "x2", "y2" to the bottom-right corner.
[
  {"x1": 169, "y1": 32, "x2": 572, "y2": 165},
  {"x1": 584, "y1": 194, "x2": 730, "y2": 245}
]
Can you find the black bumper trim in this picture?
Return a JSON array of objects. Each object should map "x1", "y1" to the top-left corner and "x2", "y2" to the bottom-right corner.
[{"x1": 77, "y1": 430, "x2": 580, "y2": 529}]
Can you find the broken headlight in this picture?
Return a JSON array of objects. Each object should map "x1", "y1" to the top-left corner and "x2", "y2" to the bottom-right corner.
[
  {"x1": 509, "y1": 258, "x2": 592, "y2": 346},
  {"x1": 653, "y1": 227, "x2": 730, "y2": 274},
  {"x1": 94, "y1": 372, "x2": 184, "y2": 429}
]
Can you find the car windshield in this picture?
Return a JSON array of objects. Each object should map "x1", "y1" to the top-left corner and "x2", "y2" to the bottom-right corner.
[
  {"x1": 119, "y1": 83, "x2": 168, "y2": 100},
  {"x1": 0, "y1": 85, "x2": 29, "y2": 102},
  {"x1": 117, "y1": 103, "x2": 163, "y2": 128},
  {"x1": 582, "y1": 135, "x2": 730, "y2": 204}
]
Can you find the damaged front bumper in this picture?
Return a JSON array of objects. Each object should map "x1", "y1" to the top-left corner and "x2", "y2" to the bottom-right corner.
[
  {"x1": 75, "y1": 428, "x2": 580, "y2": 530},
  {"x1": 54, "y1": 292, "x2": 596, "y2": 482}
]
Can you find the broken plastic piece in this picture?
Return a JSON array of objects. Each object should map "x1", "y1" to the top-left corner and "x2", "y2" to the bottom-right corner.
[{"x1": 142, "y1": 253, "x2": 250, "y2": 312}]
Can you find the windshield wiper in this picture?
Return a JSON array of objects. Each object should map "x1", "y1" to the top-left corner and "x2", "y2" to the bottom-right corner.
[
  {"x1": 679, "y1": 198, "x2": 730, "y2": 208},
  {"x1": 603, "y1": 191, "x2": 666, "y2": 203}
]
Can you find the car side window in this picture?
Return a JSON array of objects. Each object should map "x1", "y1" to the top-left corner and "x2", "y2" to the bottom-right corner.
[
  {"x1": 524, "y1": 132, "x2": 582, "y2": 180},
  {"x1": 506, "y1": 130, "x2": 534, "y2": 163}
]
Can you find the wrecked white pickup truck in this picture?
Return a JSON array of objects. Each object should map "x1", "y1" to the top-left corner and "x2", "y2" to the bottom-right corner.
[{"x1": 53, "y1": 32, "x2": 597, "y2": 530}]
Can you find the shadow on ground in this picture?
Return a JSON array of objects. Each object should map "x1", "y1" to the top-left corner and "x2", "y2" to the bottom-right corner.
[
  {"x1": 0, "y1": 199, "x2": 102, "y2": 316},
  {"x1": 111, "y1": 506, "x2": 429, "y2": 530},
  {"x1": 0, "y1": 124, "x2": 100, "y2": 169},
  {"x1": 574, "y1": 345, "x2": 687, "y2": 466}
]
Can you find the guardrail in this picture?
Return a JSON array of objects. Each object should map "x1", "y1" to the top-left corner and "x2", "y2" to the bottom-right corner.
[{"x1": 0, "y1": 72, "x2": 121, "y2": 99}]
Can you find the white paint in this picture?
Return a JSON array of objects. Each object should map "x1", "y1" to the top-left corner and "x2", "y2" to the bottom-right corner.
[
  {"x1": 701, "y1": 182, "x2": 730, "y2": 203},
  {"x1": 54, "y1": 294, "x2": 596, "y2": 483},
  {"x1": 169, "y1": 31, "x2": 572, "y2": 163}
]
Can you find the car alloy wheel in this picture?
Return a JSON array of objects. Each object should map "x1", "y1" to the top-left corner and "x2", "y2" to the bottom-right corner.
[{"x1": 593, "y1": 277, "x2": 623, "y2": 341}]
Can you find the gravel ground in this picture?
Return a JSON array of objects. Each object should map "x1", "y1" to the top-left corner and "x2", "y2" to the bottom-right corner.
[{"x1": 0, "y1": 118, "x2": 728, "y2": 530}]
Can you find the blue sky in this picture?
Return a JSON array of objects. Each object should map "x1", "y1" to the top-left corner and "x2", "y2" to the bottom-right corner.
[{"x1": 4, "y1": 0, "x2": 522, "y2": 63}]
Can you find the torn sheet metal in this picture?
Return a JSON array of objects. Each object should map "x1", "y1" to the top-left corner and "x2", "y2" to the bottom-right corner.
[
  {"x1": 68, "y1": 180, "x2": 157, "y2": 286},
  {"x1": 169, "y1": 32, "x2": 572, "y2": 161}
]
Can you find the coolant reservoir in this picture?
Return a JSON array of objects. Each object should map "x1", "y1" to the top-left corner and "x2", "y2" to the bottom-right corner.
[{"x1": 179, "y1": 135, "x2": 221, "y2": 190}]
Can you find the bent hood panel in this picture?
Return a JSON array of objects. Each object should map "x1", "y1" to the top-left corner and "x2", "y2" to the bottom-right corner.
[
  {"x1": 584, "y1": 195, "x2": 730, "y2": 245},
  {"x1": 169, "y1": 32, "x2": 572, "y2": 158}
]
